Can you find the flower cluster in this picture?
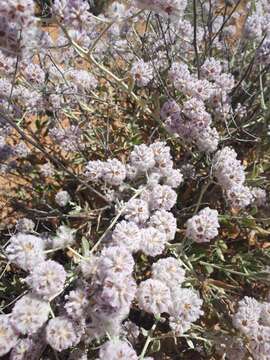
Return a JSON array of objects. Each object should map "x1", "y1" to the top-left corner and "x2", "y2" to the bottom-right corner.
[
  {"x1": 186, "y1": 207, "x2": 220, "y2": 243},
  {"x1": 233, "y1": 296, "x2": 270, "y2": 359},
  {"x1": 213, "y1": 147, "x2": 254, "y2": 209}
]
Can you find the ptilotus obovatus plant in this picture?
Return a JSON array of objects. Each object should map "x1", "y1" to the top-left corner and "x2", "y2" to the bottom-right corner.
[{"x1": 0, "y1": 0, "x2": 269, "y2": 359}]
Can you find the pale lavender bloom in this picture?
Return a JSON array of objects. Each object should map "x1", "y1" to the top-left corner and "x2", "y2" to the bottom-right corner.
[
  {"x1": 249, "y1": 325, "x2": 270, "y2": 360},
  {"x1": 98, "y1": 245, "x2": 134, "y2": 278},
  {"x1": 99, "y1": 339, "x2": 138, "y2": 360},
  {"x1": 226, "y1": 185, "x2": 253, "y2": 209},
  {"x1": 112, "y1": 220, "x2": 141, "y2": 252},
  {"x1": 149, "y1": 141, "x2": 172, "y2": 165},
  {"x1": 125, "y1": 164, "x2": 139, "y2": 180},
  {"x1": 232, "y1": 296, "x2": 261, "y2": 336},
  {"x1": 186, "y1": 79, "x2": 214, "y2": 101},
  {"x1": 163, "y1": 168, "x2": 184, "y2": 188},
  {"x1": 14, "y1": 142, "x2": 30, "y2": 158},
  {"x1": 245, "y1": 14, "x2": 263, "y2": 39},
  {"x1": 140, "y1": 227, "x2": 166, "y2": 256},
  {"x1": 11, "y1": 294, "x2": 50, "y2": 335},
  {"x1": 66, "y1": 69, "x2": 98, "y2": 92},
  {"x1": 79, "y1": 255, "x2": 99, "y2": 280},
  {"x1": 122, "y1": 320, "x2": 140, "y2": 343},
  {"x1": 186, "y1": 207, "x2": 219, "y2": 243},
  {"x1": 85, "y1": 160, "x2": 104, "y2": 181},
  {"x1": 55, "y1": 190, "x2": 70, "y2": 207},
  {"x1": 52, "y1": 0, "x2": 91, "y2": 29},
  {"x1": 160, "y1": 99, "x2": 180, "y2": 120},
  {"x1": 131, "y1": 60, "x2": 153, "y2": 87},
  {"x1": 168, "y1": 62, "x2": 192, "y2": 91},
  {"x1": 10, "y1": 335, "x2": 45, "y2": 360},
  {"x1": 23, "y1": 63, "x2": 45, "y2": 84},
  {"x1": 0, "y1": 50, "x2": 16, "y2": 75},
  {"x1": 137, "y1": 279, "x2": 171, "y2": 314},
  {"x1": 201, "y1": 58, "x2": 222, "y2": 81},
  {"x1": 152, "y1": 257, "x2": 185, "y2": 287},
  {"x1": 97, "y1": 274, "x2": 137, "y2": 311},
  {"x1": 26, "y1": 260, "x2": 67, "y2": 300},
  {"x1": 51, "y1": 225, "x2": 75, "y2": 249},
  {"x1": 251, "y1": 187, "x2": 267, "y2": 207},
  {"x1": 213, "y1": 147, "x2": 246, "y2": 189},
  {"x1": 123, "y1": 198, "x2": 150, "y2": 224},
  {"x1": 150, "y1": 184, "x2": 177, "y2": 210},
  {"x1": 40, "y1": 162, "x2": 55, "y2": 177},
  {"x1": 215, "y1": 73, "x2": 235, "y2": 93},
  {"x1": 102, "y1": 159, "x2": 126, "y2": 186},
  {"x1": 150, "y1": 210, "x2": 177, "y2": 241},
  {"x1": 196, "y1": 126, "x2": 219, "y2": 153},
  {"x1": 49, "y1": 126, "x2": 83, "y2": 152},
  {"x1": 0, "y1": 315, "x2": 18, "y2": 356},
  {"x1": 5, "y1": 233, "x2": 45, "y2": 271},
  {"x1": 169, "y1": 288, "x2": 203, "y2": 335},
  {"x1": 46, "y1": 316, "x2": 82, "y2": 352},
  {"x1": 0, "y1": 0, "x2": 35, "y2": 28},
  {"x1": 260, "y1": 302, "x2": 270, "y2": 326},
  {"x1": 64, "y1": 287, "x2": 90, "y2": 320},
  {"x1": 257, "y1": 38, "x2": 270, "y2": 65},
  {"x1": 130, "y1": 144, "x2": 155, "y2": 172},
  {"x1": 16, "y1": 218, "x2": 35, "y2": 233}
]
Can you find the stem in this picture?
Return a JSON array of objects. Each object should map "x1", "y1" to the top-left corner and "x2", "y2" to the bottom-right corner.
[{"x1": 140, "y1": 320, "x2": 158, "y2": 359}]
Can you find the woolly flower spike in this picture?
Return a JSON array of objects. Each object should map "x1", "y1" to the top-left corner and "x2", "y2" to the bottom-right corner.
[
  {"x1": 123, "y1": 198, "x2": 150, "y2": 224},
  {"x1": 163, "y1": 168, "x2": 184, "y2": 188},
  {"x1": 201, "y1": 57, "x2": 222, "y2": 81},
  {"x1": 112, "y1": 220, "x2": 141, "y2": 252},
  {"x1": 99, "y1": 339, "x2": 138, "y2": 360},
  {"x1": 137, "y1": 279, "x2": 171, "y2": 314},
  {"x1": 64, "y1": 288, "x2": 90, "y2": 320},
  {"x1": 140, "y1": 227, "x2": 166, "y2": 257},
  {"x1": 6, "y1": 233, "x2": 45, "y2": 271},
  {"x1": 79, "y1": 255, "x2": 99, "y2": 280},
  {"x1": 16, "y1": 218, "x2": 35, "y2": 233},
  {"x1": 149, "y1": 141, "x2": 171, "y2": 165},
  {"x1": 52, "y1": 0, "x2": 91, "y2": 29},
  {"x1": 11, "y1": 294, "x2": 50, "y2": 335},
  {"x1": 55, "y1": 190, "x2": 70, "y2": 207},
  {"x1": 0, "y1": 315, "x2": 18, "y2": 356},
  {"x1": 130, "y1": 144, "x2": 155, "y2": 172},
  {"x1": 169, "y1": 288, "x2": 203, "y2": 335},
  {"x1": 251, "y1": 187, "x2": 267, "y2": 207},
  {"x1": 85, "y1": 160, "x2": 104, "y2": 181},
  {"x1": 186, "y1": 207, "x2": 219, "y2": 243},
  {"x1": 0, "y1": 0, "x2": 35, "y2": 27},
  {"x1": 103, "y1": 159, "x2": 126, "y2": 186},
  {"x1": 213, "y1": 147, "x2": 245, "y2": 189},
  {"x1": 46, "y1": 316, "x2": 82, "y2": 352},
  {"x1": 150, "y1": 184, "x2": 177, "y2": 211},
  {"x1": 51, "y1": 225, "x2": 75, "y2": 249},
  {"x1": 66, "y1": 69, "x2": 98, "y2": 92},
  {"x1": 98, "y1": 245, "x2": 135, "y2": 277},
  {"x1": 97, "y1": 274, "x2": 137, "y2": 311},
  {"x1": 150, "y1": 210, "x2": 177, "y2": 241},
  {"x1": 226, "y1": 185, "x2": 253, "y2": 209},
  {"x1": 152, "y1": 257, "x2": 185, "y2": 287},
  {"x1": 160, "y1": 99, "x2": 180, "y2": 120},
  {"x1": 26, "y1": 260, "x2": 67, "y2": 300},
  {"x1": 232, "y1": 296, "x2": 261, "y2": 336},
  {"x1": 131, "y1": 59, "x2": 153, "y2": 87},
  {"x1": 23, "y1": 63, "x2": 45, "y2": 84}
]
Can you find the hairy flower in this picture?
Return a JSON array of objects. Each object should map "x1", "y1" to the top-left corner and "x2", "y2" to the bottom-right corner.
[
  {"x1": 233, "y1": 297, "x2": 261, "y2": 336},
  {"x1": 46, "y1": 316, "x2": 82, "y2": 352},
  {"x1": 152, "y1": 257, "x2": 185, "y2": 287},
  {"x1": 130, "y1": 144, "x2": 155, "y2": 172},
  {"x1": 98, "y1": 245, "x2": 134, "y2": 278},
  {"x1": 55, "y1": 190, "x2": 71, "y2": 207},
  {"x1": 102, "y1": 159, "x2": 126, "y2": 186},
  {"x1": 26, "y1": 260, "x2": 67, "y2": 300},
  {"x1": 64, "y1": 287, "x2": 90, "y2": 320},
  {"x1": 131, "y1": 60, "x2": 153, "y2": 87},
  {"x1": 149, "y1": 210, "x2": 177, "y2": 241},
  {"x1": 123, "y1": 198, "x2": 150, "y2": 224},
  {"x1": 140, "y1": 227, "x2": 167, "y2": 256},
  {"x1": 186, "y1": 207, "x2": 219, "y2": 243},
  {"x1": 112, "y1": 220, "x2": 142, "y2": 252},
  {"x1": 11, "y1": 294, "x2": 50, "y2": 335},
  {"x1": 5, "y1": 233, "x2": 45, "y2": 271},
  {"x1": 51, "y1": 225, "x2": 75, "y2": 249},
  {"x1": 0, "y1": 315, "x2": 18, "y2": 356},
  {"x1": 150, "y1": 184, "x2": 177, "y2": 210},
  {"x1": 137, "y1": 279, "x2": 171, "y2": 314},
  {"x1": 169, "y1": 288, "x2": 203, "y2": 334},
  {"x1": 99, "y1": 339, "x2": 138, "y2": 360}
]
